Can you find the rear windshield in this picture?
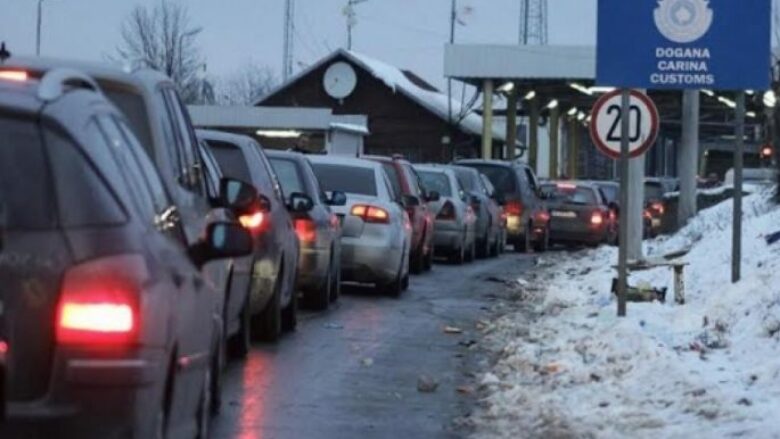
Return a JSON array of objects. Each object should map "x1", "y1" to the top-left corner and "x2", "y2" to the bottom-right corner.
[
  {"x1": 205, "y1": 140, "x2": 252, "y2": 184},
  {"x1": 464, "y1": 165, "x2": 517, "y2": 195},
  {"x1": 545, "y1": 185, "x2": 597, "y2": 205},
  {"x1": 454, "y1": 168, "x2": 479, "y2": 192},
  {"x1": 644, "y1": 182, "x2": 665, "y2": 201},
  {"x1": 0, "y1": 116, "x2": 56, "y2": 229},
  {"x1": 418, "y1": 171, "x2": 452, "y2": 197},
  {"x1": 312, "y1": 163, "x2": 377, "y2": 196},
  {"x1": 269, "y1": 157, "x2": 306, "y2": 199},
  {"x1": 598, "y1": 184, "x2": 619, "y2": 203},
  {"x1": 102, "y1": 87, "x2": 153, "y2": 156}
]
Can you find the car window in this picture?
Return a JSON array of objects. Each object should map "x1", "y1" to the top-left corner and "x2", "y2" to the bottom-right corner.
[
  {"x1": 101, "y1": 86, "x2": 153, "y2": 156},
  {"x1": 382, "y1": 163, "x2": 403, "y2": 198},
  {"x1": 115, "y1": 117, "x2": 172, "y2": 214},
  {"x1": 466, "y1": 164, "x2": 517, "y2": 195},
  {"x1": 269, "y1": 157, "x2": 306, "y2": 200},
  {"x1": 418, "y1": 170, "x2": 452, "y2": 197},
  {"x1": 205, "y1": 140, "x2": 253, "y2": 184},
  {"x1": 644, "y1": 182, "x2": 665, "y2": 201},
  {"x1": 0, "y1": 116, "x2": 56, "y2": 229},
  {"x1": 524, "y1": 168, "x2": 539, "y2": 192},
  {"x1": 454, "y1": 168, "x2": 479, "y2": 192},
  {"x1": 162, "y1": 87, "x2": 203, "y2": 193},
  {"x1": 312, "y1": 163, "x2": 377, "y2": 196},
  {"x1": 599, "y1": 184, "x2": 619, "y2": 203},
  {"x1": 252, "y1": 144, "x2": 284, "y2": 201},
  {"x1": 45, "y1": 127, "x2": 126, "y2": 228},
  {"x1": 548, "y1": 185, "x2": 597, "y2": 205},
  {"x1": 97, "y1": 115, "x2": 158, "y2": 223},
  {"x1": 198, "y1": 141, "x2": 222, "y2": 199},
  {"x1": 401, "y1": 164, "x2": 422, "y2": 197}
]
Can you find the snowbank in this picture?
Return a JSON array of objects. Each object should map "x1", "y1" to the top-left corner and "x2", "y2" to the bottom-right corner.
[{"x1": 475, "y1": 187, "x2": 780, "y2": 438}]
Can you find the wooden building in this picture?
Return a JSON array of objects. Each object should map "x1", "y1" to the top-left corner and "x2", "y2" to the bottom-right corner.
[{"x1": 256, "y1": 49, "x2": 507, "y2": 163}]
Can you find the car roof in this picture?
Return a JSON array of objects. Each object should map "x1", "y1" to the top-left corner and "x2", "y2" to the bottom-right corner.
[
  {"x1": 456, "y1": 159, "x2": 523, "y2": 169},
  {"x1": 307, "y1": 155, "x2": 380, "y2": 170},
  {"x1": 414, "y1": 164, "x2": 454, "y2": 174},
  {"x1": 363, "y1": 154, "x2": 411, "y2": 165},
  {"x1": 265, "y1": 150, "x2": 306, "y2": 161},
  {"x1": 196, "y1": 129, "x2": 258, "y2": 151}
]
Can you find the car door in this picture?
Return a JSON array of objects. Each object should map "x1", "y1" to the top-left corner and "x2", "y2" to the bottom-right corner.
[{"x1": 100, "y1": 115, "x2": 213, "y2": 421}]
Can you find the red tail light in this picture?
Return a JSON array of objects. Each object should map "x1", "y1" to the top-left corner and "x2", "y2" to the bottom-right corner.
[
  {"x1": 0, "y1": 70, "x2": 29, "y2": 82},
  {"x1": 651, "y1": 202, "x2": 665, "y2": 215},
  {"x1": 239, "y1": 211, "x2": 265, "y2": 230},
  {"x1": 56, "y1": 255, "x2": 146, "y2": 345},
  {"x1": 644, "y1": 209, "x2": 653, "y2": 219},
  {"x1": 294, "y1": 218, "x2": 317, "y2": 243},
  {"x1": 351, "y1": 204, "x2": 390, "y2": 224},
  {"x1": 609, "y1": 210, "x2": 617, "y2": 221},
  {"x1": 535, "y1": 211, "x2": 550, "y2": 223},
  {"x1": 437, "y1": 201, "x2": 456, "y2": 220},
  {"x1": 505, "y1": 200, "x2": 523, "y2": 216},
  {"x1": 591, "y1": 211, "x2": 604, "y2": 226}
]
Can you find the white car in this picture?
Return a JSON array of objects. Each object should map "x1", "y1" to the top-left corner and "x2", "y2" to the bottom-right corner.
[
  {"x1": 414, "y1": 164, "x2": 478, "y2": 264},
  {"x1": 309, "y1": 155, "x2": 411, "y2": 296}
]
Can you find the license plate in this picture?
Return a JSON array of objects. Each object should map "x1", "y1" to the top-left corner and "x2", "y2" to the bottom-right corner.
[{"x1": 551, "y1": 210, "x2": 577, "y2": 218}]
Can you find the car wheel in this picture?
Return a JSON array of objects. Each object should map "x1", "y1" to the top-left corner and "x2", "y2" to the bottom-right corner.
[
  {"x1": 227, "y1": 296, "x2": 251, "y2": 359},
  {"x1": 329, "y1": 257, "x2": 341, "y2": 303},
  {"x1": 306, "y1": 261, "x2": 331, "y2": 311},
  {"x1": 410, "y1": 246, "x2": 425, "y2": 275},
  {"x1": 382, "y1": 266, "x2": 403, "y2": 297},
  {"x1": 251, "y1": 275, "x2": 282, "y2": 343},
  {"x1": 195, "y1": 367, "x2": 212, "y2": 439},
  {"x1": 534, "y1": 227, "x2": 550, "y2": 253},
  {"x1": 423, "y1": 243, "x2": 434, "y2": 271},
  {"x1": 465, "y1": 238, "x2": 476, "y2": 262},
  {"x1": 490, "y1": 235, "x2": 500, "y2": 257},
  {"x1": 281, "y1": 276, "x2": 298, "y2": 332},
  {"x1": 449, "y1": 237, "x2": 466, "y2": 265}
]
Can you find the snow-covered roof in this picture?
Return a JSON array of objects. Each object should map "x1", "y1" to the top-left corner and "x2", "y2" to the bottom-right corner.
[{"x1": 256, "y1": 49, "x2": 507, "y2": 142}]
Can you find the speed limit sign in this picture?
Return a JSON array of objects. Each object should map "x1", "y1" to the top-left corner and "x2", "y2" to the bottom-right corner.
[{"x1": 589, "y1": 89, "x2": 659, "y2": 160}]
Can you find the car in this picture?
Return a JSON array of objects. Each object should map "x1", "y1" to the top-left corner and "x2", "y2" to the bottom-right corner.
[
  {"x1": 479, "y1": 173, "x2": 508, "y2": 254},
  {"x1": 414, "y1": 164, "x2": 478, "y2": 263},
  {"x1": 540, "y1": 182, "x2": 617, "y2": 247},
  {"x1": 588, "y1": 180, "x2": 655, "y2": 242},
  {"x1": 198, "y1": 130, "x2": 301, "y2": 342},
  {"x1": 0, "y1": 67, "x2": 252, "y2": 438},
  {"x1": 454, "y1": 159, "x2": 550, "y2": 252},
  {"x1": 450, "y1": 165, "x2": 503, "y2": 258},
  {"x1": 308, "y1": 155, "x2": 411, "y2": 296},
  {"x1": 644, "y1": 178, "x2": 670, "y2": 236},
  {"x1": 267, "y1": 150, "x2": 346, "y2": 310},
  {"x1": 364, "y1": 155, "x2": 437, "y2": 274}
]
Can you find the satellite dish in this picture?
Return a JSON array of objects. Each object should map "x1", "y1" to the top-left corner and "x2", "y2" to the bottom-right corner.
[{"x1": 323, "y1": 62, "x2": 357, "y2": 100}]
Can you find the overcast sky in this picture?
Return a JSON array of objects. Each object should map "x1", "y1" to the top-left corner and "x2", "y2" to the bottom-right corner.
[{"x1": 0, "y1": 0, "x2": 596, "y2": 87}]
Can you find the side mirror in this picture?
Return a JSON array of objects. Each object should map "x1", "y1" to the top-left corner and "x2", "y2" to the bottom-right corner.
[
  {"x1": 328, "y1": 190, "x2": 348, "y2": 206},
  {"x1": 289, "y1": 192, "x2": 314, "y2": 213},
  {"x1": 426, "y1": 191, "x2": 441, "y2": 202},
  {"x1": 218, "y1": 178, "x2": 264, "y2": 214},
  {"x1": 190, "y1": 222, "x2": 253, "y2": 268},
  {"x1": 402, "y1": 194, "x2": 421, "y2": 208}
]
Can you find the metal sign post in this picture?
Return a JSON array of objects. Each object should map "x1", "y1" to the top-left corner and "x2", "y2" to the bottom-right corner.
[
  {"x1": 617, "y1": 89, "x2": 630, "y2": 317},
  {"x1": 732, "y1": 91, "x2": 745, "y2": 283}
]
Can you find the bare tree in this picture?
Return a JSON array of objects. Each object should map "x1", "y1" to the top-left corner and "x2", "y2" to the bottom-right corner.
[
  {"x1": 115, "y1": 1, "x2": 210, "y2": 104},
  {"x1": 215, "y1": 63, "x2": 278, "y2": 105}
]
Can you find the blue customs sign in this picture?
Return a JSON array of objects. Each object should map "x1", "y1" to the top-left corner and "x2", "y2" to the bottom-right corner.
[{"x1": 597, "y1": 0, "x2": 771, "y2": 90}]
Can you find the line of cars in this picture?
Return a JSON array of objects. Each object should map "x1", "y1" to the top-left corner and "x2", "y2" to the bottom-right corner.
[{"x1": 0, "y1": 54, "x2": 557, "y2": 438}]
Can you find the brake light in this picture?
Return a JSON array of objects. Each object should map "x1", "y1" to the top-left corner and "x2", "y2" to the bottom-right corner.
[
  {"x1": 535, "y1": 211, "x2": 550, "y2": 223},
  {"x1": 351, "y1": 204, "x2": 390, "y2": 224},
  {"x1": 591, "y1": 211, "x2": 604, "y2": 226},
  {"x1": 609, "y1": 210, "x2": 616, "y2": 221},
  {"x1": 294, "y1": 218, "x2": 317, "y2": 243},
  {"x1": 239, "y1": 211, "x2": 265, "y2": 230},
  {"x1": 505, "y1": 201, "x2": 523, "y2": 216},
  {"x1": 437, "y1": 201, "x2": 456, "y2": 220},
  {"x1": 651, "y1": 202, "x2": 665, "y2": 215},
  {"x1": 55, "y1": 255, "x2": 146, "y2": 345},
  {"x1": 0, "y1": 340, "x2": 7, "y2": 355},
  {"x1": 0, "y1": 70, "x2": 28, "y2": 82},
  {"x1": 556, "y1": 182, "x2": 577, "y2": 190}
]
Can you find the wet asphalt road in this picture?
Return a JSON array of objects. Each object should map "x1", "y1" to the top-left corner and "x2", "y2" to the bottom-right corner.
[{"x1": 211, "y1": 252, "x2": 534, "y2": 439}]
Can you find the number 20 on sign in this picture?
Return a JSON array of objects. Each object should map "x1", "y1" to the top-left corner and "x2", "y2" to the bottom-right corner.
[{"x1": 589, "y1": 89, "x2": 660, "y2": 159}]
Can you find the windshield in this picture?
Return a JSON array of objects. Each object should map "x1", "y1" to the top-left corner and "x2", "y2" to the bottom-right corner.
[
  {"x1": 463, "y1": 165, "x2": 516, "y2": 195},
  {"x1": 597, "y1": 184, "x2": 619, "y2": 203},
  {"x1": 545, "y1": 185, "x2": 596, "y2": 205},
  {"x1": 312, "y1": 163, "x2": 377, "y2": 196},
  {"x1": 269, "y1": 157, "x2": 307, "y2": 199},
  {"x1": 644, "y1": 182, "x2": 665, "y2": 201},
  {"x1": 205, "y1": 140, "x2": 252, "y2": 184},
  {"x1": 418, "y1": 170, "x2": 452, "y2": 197}
]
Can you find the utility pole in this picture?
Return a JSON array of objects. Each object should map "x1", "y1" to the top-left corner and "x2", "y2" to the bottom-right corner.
[
  {"x1": 282, "y1": 0, "x2": 295, "y2": 81},
  {"x1": 36, "y1": 0, "x2": 44, "y2": 56},
  {"x1": 344, "y1": 0, "x2": 368, "y2": 50},
  {"x1": 678, "y1": 90, "x2": 700, "y2": 227},
  {"x1": 447, "y1": 0, "x2": 456, "y2": 156}
]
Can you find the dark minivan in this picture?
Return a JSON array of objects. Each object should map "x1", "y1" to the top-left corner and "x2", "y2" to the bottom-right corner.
[
  {"x1": 455, "y1": 159, "x2": 550, "y2": 252},
  {"x1": 0, "y1": 69, "x2": 251, "y2": 437}
]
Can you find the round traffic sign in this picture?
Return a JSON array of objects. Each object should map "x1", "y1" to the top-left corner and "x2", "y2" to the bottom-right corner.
[{"x1": 589, "y1": 90, "x2": 660, "y2": 160}]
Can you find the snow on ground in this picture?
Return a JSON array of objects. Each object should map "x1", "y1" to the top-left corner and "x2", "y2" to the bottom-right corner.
[{"x1": 474, "y1": 187, "x2": 780, "y2": 439}]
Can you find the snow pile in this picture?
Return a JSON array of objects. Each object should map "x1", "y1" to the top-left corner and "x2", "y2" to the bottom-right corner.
[{"x1": 475, "y1": 188, "x2": 780, "y2": 439}]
